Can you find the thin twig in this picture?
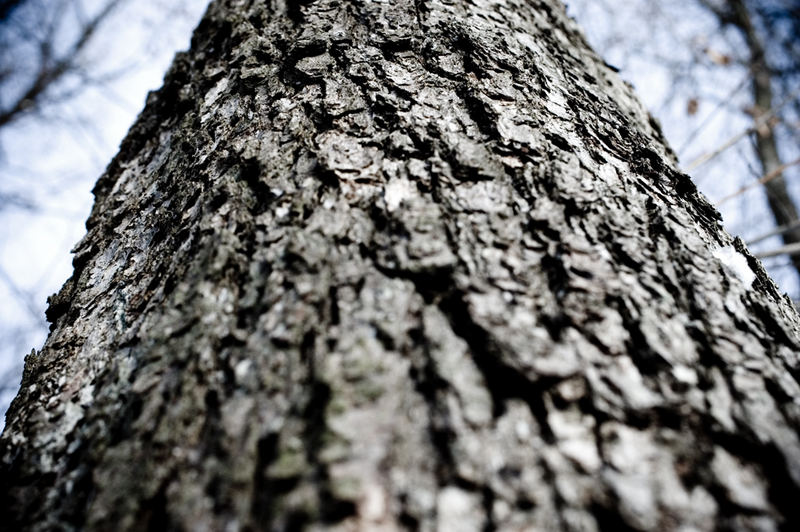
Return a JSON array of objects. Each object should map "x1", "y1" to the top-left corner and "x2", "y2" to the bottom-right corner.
[
  {"x1": 715, "y1": 157, "x2": 800, "y2": 206},
  {"x1": 677, "y1": 75, "x2": 750, "y2": 157},
  {"x1": 684, "y1": 87, "x2": 800, "y2": 172},
  {"x1": 746, "y1": 218, "x2": 800, "y2": 246},
  {"x1": 0, "y1": 265, "x2": 45, "y2": 324},
  {"x1": 755, "y1": 242, "x2": 800, "y2": 259},
  {"x1": 685, "y1": 108, "x2": 777, "y2": 172}
]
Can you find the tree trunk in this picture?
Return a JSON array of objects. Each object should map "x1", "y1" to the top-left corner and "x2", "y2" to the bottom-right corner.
[
  {"x1": 728, "y1": 0, "x2": 800, "y2": 278},
  {"x1": 3, "y1": 0, "x2": 800, "y2": 530}
]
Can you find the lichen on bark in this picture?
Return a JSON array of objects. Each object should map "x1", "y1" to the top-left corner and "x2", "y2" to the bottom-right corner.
[{"x1": 3, "y1": 0, "x2": 800, "y2": 530}]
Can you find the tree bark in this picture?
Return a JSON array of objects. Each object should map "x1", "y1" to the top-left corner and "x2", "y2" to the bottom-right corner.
[{"x1": 3, "y1": 0, "x2": 800, "y2": 530}]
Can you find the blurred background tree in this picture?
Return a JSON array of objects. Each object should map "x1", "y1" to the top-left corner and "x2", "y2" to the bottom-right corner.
[
  {"x1": 696, "y1": 0, "x2": 800, "y2": 269},
  {"x1": 0, "y1": 0, "x2": 209, "y2": 418},
  {"x1": 0, "y1": 0, "x2": 798, "y2": 421}
]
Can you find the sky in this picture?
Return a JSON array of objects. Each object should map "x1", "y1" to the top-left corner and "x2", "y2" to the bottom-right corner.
[{"x1": 1, "y1": 0, "x2": 798, "y2": 422}]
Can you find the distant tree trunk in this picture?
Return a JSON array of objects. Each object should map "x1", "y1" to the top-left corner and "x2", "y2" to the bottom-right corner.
[
  {"x1": 3, "y1": 0, "x2": 800, "y2": 530},
  {"x1": 719, "y1": 0, "x2": 800, "y2": 276}
]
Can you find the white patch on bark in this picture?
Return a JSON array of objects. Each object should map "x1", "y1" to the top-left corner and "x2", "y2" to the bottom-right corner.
[
  {"x1": 713, "y1": 246, "x2": 756, "y2": 286},
  {"x1": 436, "y1": 487, "x2": 483, "y2": 532},
  {"x1": 383, "y1": 179, "x2": 416, "y2": 212}
]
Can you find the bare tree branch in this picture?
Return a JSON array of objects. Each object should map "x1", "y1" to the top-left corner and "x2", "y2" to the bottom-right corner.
[
  {"x1": 715, "y1": 156, "x2": 800, "y2": 206},
  {"x1": 747, "y1": 219, "x2": 800, "y2": 246},
  {"x1": 684, "y1": 92, "x2": 796, "y2": 172},
  {"x1": 0, "y1": 0, "x2": 125, "y2": 129},
  {"x1": 756, "y1": 241, "x2": 800, "y2": 259}
]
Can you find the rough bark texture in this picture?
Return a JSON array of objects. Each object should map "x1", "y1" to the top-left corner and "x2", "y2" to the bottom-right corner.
[{"x1": 3, "y1": 0, "x2": 800, "y2": 530}]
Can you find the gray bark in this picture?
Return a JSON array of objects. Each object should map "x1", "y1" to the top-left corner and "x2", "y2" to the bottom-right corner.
[{"x1": 3, "y1": 0, "x2": 800, "y2": 530}]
